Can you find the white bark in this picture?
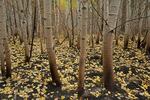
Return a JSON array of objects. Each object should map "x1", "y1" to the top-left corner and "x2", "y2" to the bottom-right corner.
[
  {"x1": 44, "y1": 0, "x2": 61, "y2": 86},
  {"x1": 78, "y1": 0, "x2": 88, "y2": 94},
  {"x1": 103, "y1": 0, "x2": 121, "y2": 90}
]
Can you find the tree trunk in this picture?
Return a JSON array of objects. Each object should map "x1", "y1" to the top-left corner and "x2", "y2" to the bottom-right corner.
[
  {"x1": 76, "y1": 0, "x2": 81, "y2": 50},
  {"x1": 103, "y1": 0, "x2": 121, "y2": 91},
  {"x1": 78, "y1": 0, "x2": 87, "y2": 95},
  {"x1": 103, "y1": 30, "x2": 114, "y2": 90},
  {"x1": 0, "y1": 39, "x2": 5, "y2": 77},
  {"x1": 146, "y1": 0, "x2": 150, "y2": 54},
  {"x1": 0, "y1": 0, "x2": 11, "y2": 78},
  {"x1": 96, "y1": 0, "x2": 104, "y2": 44},
  {"x1": 124, "y1": 0, "x2": 131, "y2": 49},
  {"x1": 70, "y1": 0, "x2": 75, "y2": 47},
  {"x1": 17, "y1": 0, "x2": 30, "y2": 62},
  {"x1": 44, "y1": 0, "x2": 61, "y2": 87},
  {"x1": 3, "y1": 38, "x2": 12, "y2": 78}
]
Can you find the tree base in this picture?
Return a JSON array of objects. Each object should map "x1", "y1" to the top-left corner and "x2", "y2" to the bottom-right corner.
[
  {"x1": 77, "y1": 87, "x2": 85, "y2": 97},
  {"x1": 6, "y1": 73, "x2": 11, "y2": 78},
  {"x1": 25, "y1": 56, "x2": 30, "y2": 63},
  {"x1": 55, "y1": 81, "x2": 62, "y2": 88}
]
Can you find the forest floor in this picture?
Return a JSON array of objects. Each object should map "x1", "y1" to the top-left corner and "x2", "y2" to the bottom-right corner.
[{"x1": 0, "y1": 37, "x2": 150, "y2": 100}]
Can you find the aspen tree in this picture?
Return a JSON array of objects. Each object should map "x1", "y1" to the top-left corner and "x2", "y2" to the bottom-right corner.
[
  {"x1": 0, "y1": 36, "x2": 5, "y2": 77},
  {"x1": 70, "y1": 0, "x2": 75, "y2": 46},
  {"x1": 39, "y1": 0, "x2": 45, "y2": 53},
  {"x1": 76, "y1": 0, "x2": 81, "y2": 49},
  {"x1": 124, "y1": 0, "x2": 131, "y2": 49},
  {"x1": 78, "y1": 0, "x2": 88, "y2": 95},
  {"x1": 0, "y1": 0, "x2": 11, "y2": 78},
  {"x1": 13, "y1": 0, "x2": 23, "y2": 43},
  {"x1": 146, "y1": 0, "x2": 150, "y2": 54},
  {"x1": 103, "y1": 0, "x2": 121, "y2": 90},
  {"x1": 17, "y1": 0, "x2": 30, "y2": 62},
  {"x1": 96, "y1": 0, "x2": 104, "y2": 44},
  {"x1": 44, "y1": 0, "x2": 61, "y2": 86},
  {"x1": 0, "y1": 0, "x2": 5, "y2": 76}
]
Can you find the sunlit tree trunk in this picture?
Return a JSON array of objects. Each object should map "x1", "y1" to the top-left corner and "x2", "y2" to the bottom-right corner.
[{"x1": 44, "y1": 0, "x2": 61, "y2": 87}]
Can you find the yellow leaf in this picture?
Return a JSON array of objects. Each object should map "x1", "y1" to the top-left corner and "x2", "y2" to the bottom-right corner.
[
  {"x1": 61, "y1": 96, "x2": 65, "y2": 99},
  {"x1": 39, "y1": 96, "x2": 45, "y2": 100}
]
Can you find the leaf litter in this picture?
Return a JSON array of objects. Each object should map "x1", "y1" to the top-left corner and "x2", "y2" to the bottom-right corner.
[{"x1": 0, "y1": 37, "x2": 150, "y2": 99}]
